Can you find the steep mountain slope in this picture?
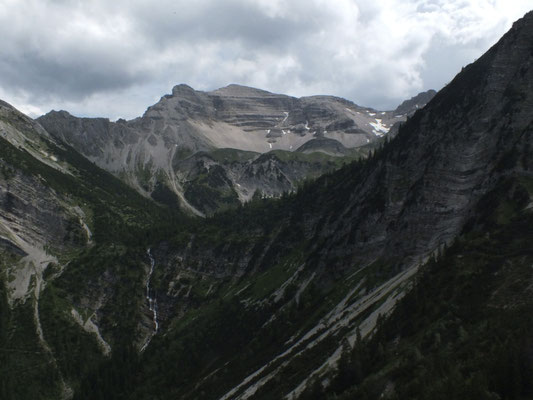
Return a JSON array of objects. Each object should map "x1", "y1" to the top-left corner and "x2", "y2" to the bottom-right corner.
[
  {"x1": 320, "y1": 188, "x2": 533, "y2": 399},
  {"x1": 175, "y1": 148, "x2": 349, "y2": 215},
  {"x1": 2, "y1": 106, "x2": 89, "y2": 263},
  {"x1": 0, "y1": 100, "x2": 187, "y2": 399},
  {"x1": 393, "y1": 89, "x2": 437, "y2": 115},
  {"x1": 37, "y1": 88, "x2": 433, "y2": 215}
]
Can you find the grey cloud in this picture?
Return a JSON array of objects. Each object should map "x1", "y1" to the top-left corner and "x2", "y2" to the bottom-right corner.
[
  {"x1": 0, "y1": 49, "x2": 148, "y2": 101},
  {"x1": 130, "y1": 0, "x2": 323, "y2": 51},
  {"x1": 0, "y1": 0, "x2": 530, "y2": 119}
]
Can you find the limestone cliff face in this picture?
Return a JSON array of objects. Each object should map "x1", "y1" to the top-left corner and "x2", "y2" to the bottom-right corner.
[
  {"x1": 322, "y1": 10, "x2": 533, "y2": 268},
  {"x1": 38, "y1": 85, "x2": 434, "y2": 160},
  {"x1": 38, "y1": 87, "x2": 434, "y2": 215},
  {"x1": 0, "y1": 102, "x2": 90, "y2": 310},
  {"x1": 0, "y1": 102, "x2": 88, "y2": 253},
  {"x1": 0, "y1": 167, "x2": 80, "y2": 255}
]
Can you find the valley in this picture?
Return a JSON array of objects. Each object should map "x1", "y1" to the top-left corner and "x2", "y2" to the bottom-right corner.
[{"x1": 0, "y1": 10, "x2": 533, "y2": 400}]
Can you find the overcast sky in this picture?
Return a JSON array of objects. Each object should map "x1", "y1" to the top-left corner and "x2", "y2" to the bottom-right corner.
[{"x1": 0, "y1": 0, "x2": 531, "y2": 120}]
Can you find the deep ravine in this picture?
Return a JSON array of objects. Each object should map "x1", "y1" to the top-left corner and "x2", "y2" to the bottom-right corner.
[{"x1": 140, "y1": 248, "x2": 159, "y2": 352}]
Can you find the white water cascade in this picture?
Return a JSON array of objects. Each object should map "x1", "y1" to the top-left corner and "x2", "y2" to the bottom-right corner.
[{"x1": 141, "y1": 248, "x2": 159, "y2": 352}]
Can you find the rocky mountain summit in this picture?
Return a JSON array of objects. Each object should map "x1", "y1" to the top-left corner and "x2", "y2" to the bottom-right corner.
[
  {"x1": 393, "y1": 88, "x2": 437, "y2": 115},
  {"x1": 38, "y1": 87, "x2": 435, "y2": 215},
  {"x1": 41, "y1": 83, "x2": 430, "y2": 155}
]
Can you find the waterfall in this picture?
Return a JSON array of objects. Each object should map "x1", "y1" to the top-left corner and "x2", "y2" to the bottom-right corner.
[{"x1": 141, "y1": 248, "x2": 158, "y2": 352}]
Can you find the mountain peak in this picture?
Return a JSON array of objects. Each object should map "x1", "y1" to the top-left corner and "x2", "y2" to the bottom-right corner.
[
  {"x1": 171, "y1": 83, "x2": 196, "y2": 96},
  {"x1": 394, "y1": 89, "x2": 436, "y2": 115},
  {"x1": 210, "y1": 84, "x2": 280, "y2": 97},
  {"x1": 513, "y1": 9, "x2": 533, "y2": 28},
  {"x1": 0, "y1": 99, "x2": 16, "y2": 110},
  {"x1": 44, "y1": 109, "x2": 73, "y2": 118}
]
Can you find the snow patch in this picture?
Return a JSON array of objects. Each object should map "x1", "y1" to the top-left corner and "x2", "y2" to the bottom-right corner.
[{"x1": 369, "y1": 119, "x2": 390, "y2": 137}]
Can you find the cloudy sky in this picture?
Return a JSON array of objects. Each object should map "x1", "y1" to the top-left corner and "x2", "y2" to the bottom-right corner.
[{"x1": 0, "y1": 0, "x2": 531, "y2": 120}]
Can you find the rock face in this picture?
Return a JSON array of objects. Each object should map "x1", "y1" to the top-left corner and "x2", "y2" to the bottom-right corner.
[
  {"x1": 39, "y1": 85, "x2": 433, "y2": 157},
  {"x1": 296, "y1": 137, "x2": 350, "y2": 156},
  {"x1": 38, "y1": 86, "x2": 433, "y2": 215},
  {"x1": 393, "y1": 89, "x2": 437, "y2": 115},
  {"x1": 0, "y1": 103, "x2": 89, "y2": 300}
]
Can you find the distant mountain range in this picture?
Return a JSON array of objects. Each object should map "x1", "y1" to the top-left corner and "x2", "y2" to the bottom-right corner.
[{"x1": 37, "y1": 86, "x2": 435, "y2": 215}]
